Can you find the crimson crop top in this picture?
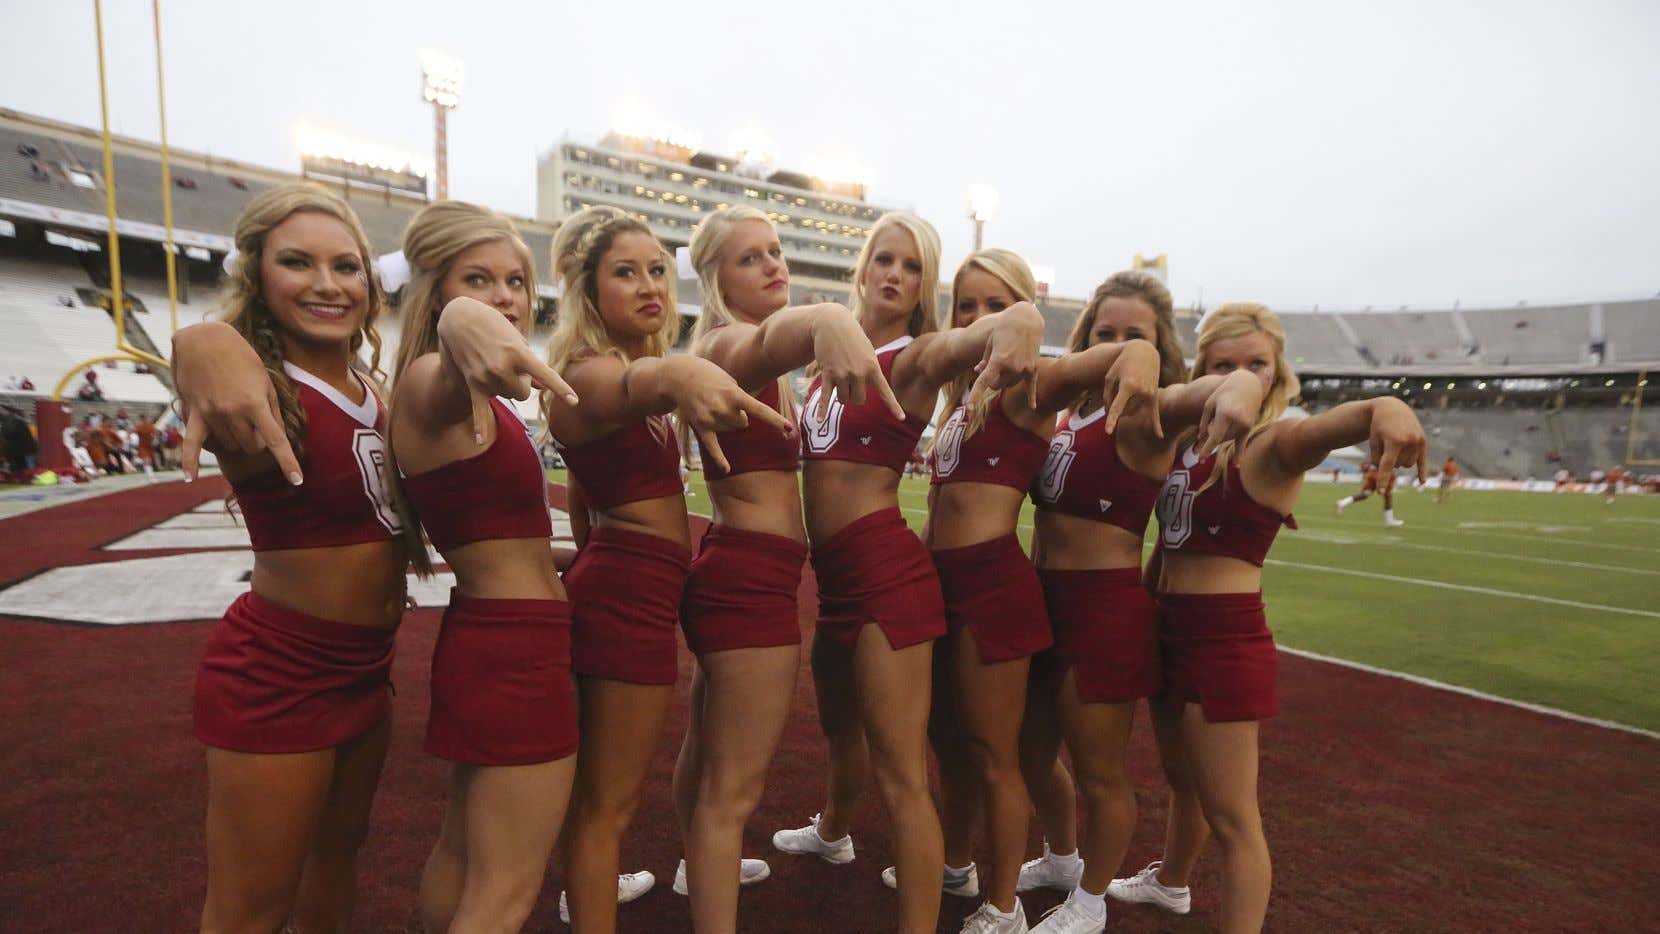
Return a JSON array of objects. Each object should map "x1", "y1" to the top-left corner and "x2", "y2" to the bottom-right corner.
[
  {"x1": 799, "y1": 336, "x2": 927, "y2": 472},
  {"x1": 401, "y1": 397, "x2": 552, "y2": 551},
  {"x1": 1031, "y1": 407, "x2": 1161, "y2": 537},
  {"x1": 556, "y1": 415, "x2": 682, "y2": 510},
  {"x1": 930, "y1": 392, "x2": 1048, "y2": 491},
  {"x1": 702, "y1": 379, "x2": 800, "y2": 481},
  {"x1": 1154, "y1": 442, "x2": 1296, "y2": 567},
  {"x1": 232, "y1": 363, "x2": 402, "y2": 551}
]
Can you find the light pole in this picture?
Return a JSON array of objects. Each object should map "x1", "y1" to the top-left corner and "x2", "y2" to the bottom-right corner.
[
  {"x1": 967, "y1": 183, "x2": 999, "y2": 251},
  {"x1": 420, "y1": 50, "x2": 464, "y2": 200}
]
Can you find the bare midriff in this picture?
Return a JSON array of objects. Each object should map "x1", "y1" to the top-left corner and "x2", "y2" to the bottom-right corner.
[
  {"x1": 925, "y1": 482, "x2": 1026, "y2": 550},
  {"x1": 1030, "y1": 510, "x2": 1147, "y2": 571},
  {"x1": 709, "y1": 469, "x2": 807, "y2": 544},
  {"x1": 802, "y1": 460, "x2": 902, "y2": 544},
  {"x1": 589, "y1": 493, "x2": 693, "y2": 549},
  {"x1": 1156, "y1": 552, "x2": 1263, "y2": 595},
  {"x1": 251, "y1": 541, "x2": 407, "y2": 629},
  {"x1": 442, "y1": 537, "x2": 566, "y2": 601}
]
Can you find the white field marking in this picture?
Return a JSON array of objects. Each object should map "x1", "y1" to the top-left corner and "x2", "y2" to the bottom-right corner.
[
  {"x1": 1265, "y1": 559, "x2": 1660, "y2": 620},
  {"x1": 1458, "y1": 521, "x2": 1591, "y2": 533},
  {"x1": 1279, "y1": 646, "x2": 1659, "y2": 741},
  {"x1": 1280, "y1": 529, "x2": 1660, "y2": 577},
  {"x1": 1607, "y1": 517, "x2": 1660, "y2": 526},
  {"x1": 1295, "y1": 514, "x2": 1659, "y2": 555}
]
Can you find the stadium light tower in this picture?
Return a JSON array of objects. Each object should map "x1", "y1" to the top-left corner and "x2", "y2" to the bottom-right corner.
[
  {"x1": 420, "y1": 50, "x2": 465, "y2": 200},
  {"x1": 967, "y1": 183, "x2": 999, "y2": 251}
]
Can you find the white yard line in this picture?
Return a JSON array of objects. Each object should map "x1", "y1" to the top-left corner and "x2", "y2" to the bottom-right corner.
[
  {"x1": 1295, "y1": 514, "x2": 1659, "y2": 555},
  {"x1": 1279, "y1": 646, "x2": 1659, "y2": 741},
  {"x1": 1265, "y1": 559, "x2": 1660, "y2": 620},
  {"x1": 1281, "y1": 532, "x2": 1660, "y2": 577}
]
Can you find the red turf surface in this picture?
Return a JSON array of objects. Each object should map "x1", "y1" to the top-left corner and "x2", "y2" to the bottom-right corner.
[{"x1": 2, "y1": 478, "x2": 1657, "y2": 932}]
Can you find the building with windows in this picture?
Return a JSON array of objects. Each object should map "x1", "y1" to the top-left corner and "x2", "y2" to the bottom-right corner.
[{"x1": 538, "y1": 132, "x2": 894, "y2": 289}]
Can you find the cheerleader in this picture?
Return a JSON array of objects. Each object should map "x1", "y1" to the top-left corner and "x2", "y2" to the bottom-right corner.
[
  {"x1": 1108, "y1": 303, "x2": 1426, "y2": 933},
  {"x1": 671, "y1": 206, "x2": 899, "y2": 931},
  {"x1": 541, "y1": 206, "x2": 791, "y2": 933},
  {"x1": 383, "y1": 201, "x2": 586, "y2": 932},
  {"x1": 173, "y1": 184, "x2": 418, "y2": 932},
  {"x1": 771, "y1": 213, "x2": 1042, "y2": 934}
]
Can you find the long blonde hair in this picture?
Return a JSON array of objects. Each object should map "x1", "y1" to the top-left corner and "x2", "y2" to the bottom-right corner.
[
  {"x1": 1065, "y1": 270, "x2": 1187, "y2": 403},
  {"x1": 384, "y1": 201, "x2": 533, "y2": 575},
  {"x1": 848, "y1": 212, "x2": 941, "y2": 338},
  {"x1": 219, "y1": 184, "x2": 388, "y2": 461},
  {"x1": 540, "y1": 206, "x2": 679, "y2": 423},
  {"x1": 392, "y1": 201, "x2": 537, "y2": 382},
  {"x1": 217, "y1": 183, "x2": 426, "y2": 569},
  {"x1": 1188, "y1": 301, "x2": 1299, "y2": 491},
  {"x1": 932, "y1": 248, "x2": 1036, "y2": 447},
  {"x1": 681, "y1": 206, "x2": 793, "y2": 456}
]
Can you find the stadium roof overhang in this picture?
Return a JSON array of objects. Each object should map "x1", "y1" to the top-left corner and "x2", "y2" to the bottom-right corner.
[
  {"x1": 0, "y1": 197, "x2": 232, "y2": 254},
  {"x1": 1297, "y1": 362, "x2": 1659, "y2": 379}
]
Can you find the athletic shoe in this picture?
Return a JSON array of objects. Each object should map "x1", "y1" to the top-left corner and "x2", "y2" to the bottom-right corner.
[
  {"x1": 1335, "y1": 499, "x2": 1347, "y2": 514},
  {"x1": 771, "y1": 813, "x2": 855, "y2": 864},
  {"x1": 960, "y1": 899, "x2": 1029, "y2": 933},
  {"x1": 671, "y1": 857, "x2": 772, "y2": 895},
  {"x1": 1030, "y1": 891, "x2": 1107, "y2": 933},
  {"x1": 1106, "y1": 861, "x2": 1190, "y2": 915},
  {"x1": 880, "y1": 862, "x2": 980, "y2": 897},
  {"x1": 1017, "y1": 842, "x2": 1084, "y2": 892},
  {"x1": 556, "y1": 871, "x2": 656, "y2": 924},
  {"x1": 1385, "y1": 516, "x2": 1405, "y2": 528}
]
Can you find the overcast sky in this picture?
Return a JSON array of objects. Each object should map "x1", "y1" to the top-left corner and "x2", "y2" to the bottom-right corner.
[{"x1": 3, "y1": 0, "x2": 1656, "y2": 308}]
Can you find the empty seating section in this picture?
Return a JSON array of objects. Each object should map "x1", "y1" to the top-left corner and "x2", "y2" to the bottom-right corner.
[
  {"x1": 1338, "y1": 311, "x2": 1469, "y2": 365},
  {"x1": 1460, "y1": 305, "x2": 1590, "y2": 366},
  {"x1": 1601, "y1": 300, "x2": 1660, "y2": 365},
  {"x1": 1279, "y1": 313, "x2": 1368, "y2": 366},
  {"x1": 1413, "y1": 404, "x2": 1655, "y2": 480},
  {"x1": 0, "y1": 253, "x2": 170, "y2": 402}
]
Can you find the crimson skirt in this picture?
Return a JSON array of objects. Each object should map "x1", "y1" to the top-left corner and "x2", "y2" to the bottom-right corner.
[
  {"x1": 933, "y1": 534, "x2": 1053, "y2": 663},
  {"x1": 194, "y1": 591, "x2": 395, "y2": 754},
  {"x1": 810, "y1": 508, "x2": 946, "y2": 650},
  {"x1": 564, "y1": 525, "x2": 692, "y2": 685},
  {"x1": 1156, "y1": 591, "x2": 1278, "y2": 721},
  {"x1": 682, "y1": 524, "x2": 807, "y2": 656},
  {"x1": 426, "y1": 591, "x2": 577, "y2": 765},
  {"x1": 1039, "y1": 567, "x2": 1159, "y2": 703}
]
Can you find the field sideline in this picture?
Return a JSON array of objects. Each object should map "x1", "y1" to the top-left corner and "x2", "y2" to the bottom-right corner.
[{"x1": 555, "y1": 469, "x2": 1660, "y2": 734}]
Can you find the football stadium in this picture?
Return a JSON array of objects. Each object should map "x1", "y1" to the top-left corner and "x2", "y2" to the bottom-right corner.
[{"x1": 2, "y1": 6, "x2": 1657, "y2": 934}]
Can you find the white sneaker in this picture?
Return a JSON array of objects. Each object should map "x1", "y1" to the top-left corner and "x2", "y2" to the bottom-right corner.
[
  {"x1": 1017, "y1": 842, "x2": 1083, "y2": 892},
  {"x1": 1335, "y1": 500, "x2": 1347, "y2": 514},
  {"x1": 880, "y1": 862, "x2": 979, "y2": 897},
  {"x1": 557, "y1": 871, "x2": 657, "y2": 924},
  {"x1": 1106, "y1": 861, "x2": 1190, "y2": 914},
  {"x1": 1030, "y1": 891, "x2": 1107, "y2": 934},
  {"x1": 771, "y1": 813, "x2": 855, "y2": 864},
  {"x1": 960, "y1": 899, "x2": 1029, "y2": 934},
  {"x1": 671, "y1": 857, "x2": 773, "y2": 895},
  {"x1": 1385, "y1": 517, "x2": 1405, "y2": 528}
]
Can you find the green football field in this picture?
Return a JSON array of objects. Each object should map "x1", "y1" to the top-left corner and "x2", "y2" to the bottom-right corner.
[{"x1": 552, "y1": 469, "x2": 1660, "y2": 733}]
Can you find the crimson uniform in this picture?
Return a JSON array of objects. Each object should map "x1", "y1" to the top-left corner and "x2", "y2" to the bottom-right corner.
[
  {"x1": 800, "y1": 336, "x2": 945, "y2": 649},
  {"x1": 556, "y1": 415, "x2": 690, "y2": 685},
  {"x1": 194, "y1": 363, "x2": 402, "y2": 753},
  {"x1": 1153, "y1": 443, "x2": 1296, "y2": 722},
  {"x1": 403, "y1": 398, "x2": 576, "y2": 766},
  {"x1": 1030, "y1": 407, "x2": 1163, "y2": 702},
  {"x1": 681, "y1": 378, "x2": 808, "y2": 656},
  {"x1": 930, "y1": 393, "x2": 1052, "y2": 662}
]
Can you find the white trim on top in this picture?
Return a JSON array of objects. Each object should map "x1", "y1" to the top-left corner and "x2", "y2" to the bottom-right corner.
[
  {"x1": 873, "y1": 335, "x2": 914, "y2": 355},
  {"x1": 282, "y1": 362, "x2": 378, "y2": 428}
]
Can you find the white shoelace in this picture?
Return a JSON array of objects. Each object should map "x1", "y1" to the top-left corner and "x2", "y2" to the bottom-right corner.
[{"x1": 962, "y1": 902, "x2": 1014, "y2": 934}]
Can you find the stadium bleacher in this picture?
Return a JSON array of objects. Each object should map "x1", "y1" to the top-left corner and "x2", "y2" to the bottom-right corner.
[{"x1": 4, "y1": 107, "x2": 1657, "y2": 480}]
